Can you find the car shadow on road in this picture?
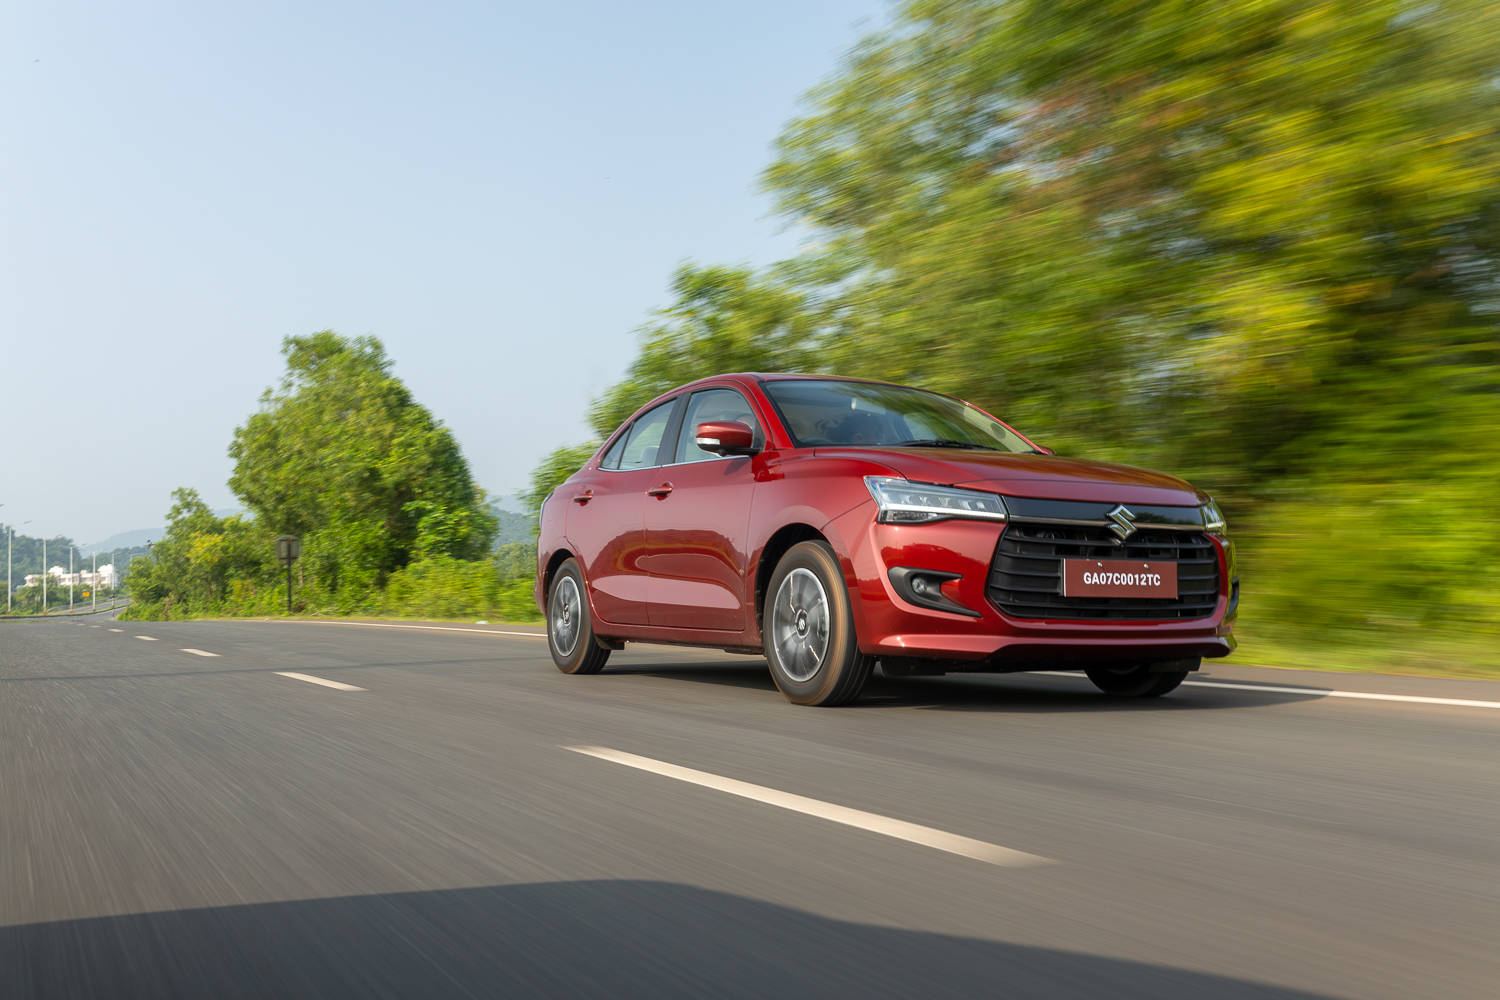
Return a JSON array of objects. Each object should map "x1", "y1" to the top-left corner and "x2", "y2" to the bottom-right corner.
[
  {"x1": 606, "y1": 661, "x2": 1326, "y2": 712},
  {"x1": 0, "y1": 880, "x2": 1330, "y2": 999}
]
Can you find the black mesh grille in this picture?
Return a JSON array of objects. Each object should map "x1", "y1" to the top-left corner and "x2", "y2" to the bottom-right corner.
[{"x1": 988, "y1": 523, "x2": 1220, "y2": 621}]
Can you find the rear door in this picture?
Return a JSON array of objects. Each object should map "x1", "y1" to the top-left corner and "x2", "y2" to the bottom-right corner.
[
  {"x1": 566, "y1": 397, "x2": 680, "y2": 626},
  {"x1": 643, "y1": 387, "x2": 762, "y2": 632}
]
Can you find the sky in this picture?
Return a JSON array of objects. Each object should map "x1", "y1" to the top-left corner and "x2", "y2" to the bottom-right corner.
[{"x1": 2, "y1": 0, "x2": 885, "y2": 544}]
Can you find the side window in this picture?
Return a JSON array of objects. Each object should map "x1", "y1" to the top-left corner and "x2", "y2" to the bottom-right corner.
[
  {"x1": 599, "y1": 433, "x2": 628, "y2": 470},
  {"x1": 674, "y1": 388, "x2": 760, "y2": 463},
  {"x1": 617, "y1": 400, "x2": 676, "y2": 471}
]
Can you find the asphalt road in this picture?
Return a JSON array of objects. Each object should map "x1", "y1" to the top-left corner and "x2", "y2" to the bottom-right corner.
[{"x1": 2, "y1": 616, "x2": 1497, "y2": 998}]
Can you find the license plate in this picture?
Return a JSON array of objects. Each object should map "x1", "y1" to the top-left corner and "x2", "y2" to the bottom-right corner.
[{"x1": 1062, "y1": 559, "x2": 1178, "y2": 598}]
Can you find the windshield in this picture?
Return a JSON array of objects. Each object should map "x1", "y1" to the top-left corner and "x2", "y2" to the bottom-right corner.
[{"x1": 762, "y1": 379, "x2": 1034, "y2": 453}]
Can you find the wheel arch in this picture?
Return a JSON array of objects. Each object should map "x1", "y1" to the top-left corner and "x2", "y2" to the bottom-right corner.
[
  {"x1": 753, "y1": 523, "x2": 829, "y2": 639},
  {"x1": 542, "y1": 547, "x2": 576, "y2": 600}
]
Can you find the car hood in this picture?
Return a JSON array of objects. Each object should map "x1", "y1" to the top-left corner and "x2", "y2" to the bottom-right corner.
[{"x1": 813, "y1": 447, "x2": 1206, "y2": 506}]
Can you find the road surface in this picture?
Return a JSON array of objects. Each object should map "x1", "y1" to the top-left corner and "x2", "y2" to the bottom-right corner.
[{"x1": 2, "y1": 616, "x2": 1496, "y2": 998}]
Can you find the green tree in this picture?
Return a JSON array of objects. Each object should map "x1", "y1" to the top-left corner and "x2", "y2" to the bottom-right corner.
[
  {"x1": 765, "y1": 0, "x2": 1500, "y2": 483},
  {"x1": 121, "y1": 488, "x2": 277, "y2": 618},
  {"x1": 228, "y1": 332, "x2": 497, "y2": 605},
  {"x1": 526, "y1": 0, "x2": 1500, "y2": 671}
]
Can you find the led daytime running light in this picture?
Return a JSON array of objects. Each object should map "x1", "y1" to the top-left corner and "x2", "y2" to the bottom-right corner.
[{"x1": 865, "y1": 477, "x2": 1008, "y2": 524}]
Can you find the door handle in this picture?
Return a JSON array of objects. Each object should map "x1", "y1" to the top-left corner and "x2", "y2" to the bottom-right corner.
[
  {"x1": 646, "y1": 483, "x2": 673, "y2": 498},
  {"x1": 572, "y1": 490, "x2": 594, "y2": 505}
]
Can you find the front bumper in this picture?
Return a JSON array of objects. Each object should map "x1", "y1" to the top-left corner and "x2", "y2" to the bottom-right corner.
[{"x1": 827, "y1": 502, "x2": 1236, "y2": 666}]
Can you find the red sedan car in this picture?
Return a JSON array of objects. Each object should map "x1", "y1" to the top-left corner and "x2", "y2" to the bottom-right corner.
[{"x1": 535, "y1": 374, "x2": 1237, "y2": 706}]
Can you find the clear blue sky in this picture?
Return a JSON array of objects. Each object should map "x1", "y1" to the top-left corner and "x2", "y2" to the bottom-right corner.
[{"x1": 2, "y1": 0, "x2": 884, "y2": 543}]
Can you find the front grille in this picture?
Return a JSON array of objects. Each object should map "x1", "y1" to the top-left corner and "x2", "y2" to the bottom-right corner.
[{"x1": 988, "y1": 523, "x2": 1220, "y2": 621}]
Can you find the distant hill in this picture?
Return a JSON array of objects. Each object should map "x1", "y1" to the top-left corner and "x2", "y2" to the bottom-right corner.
[
  {"x1": 78, "y1": 529, "x2": 155, "y2": 557},
  {"x1": 490, "y1": 494, "x2": 535, "y2": 548},
  {"x1": 79, "y1": 508, "x2": 242, "y2": 556}
]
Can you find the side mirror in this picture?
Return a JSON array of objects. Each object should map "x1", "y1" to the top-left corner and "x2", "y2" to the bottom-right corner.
[{"x1": 694, "y1": 420, "x2": 757, "y2": 457}]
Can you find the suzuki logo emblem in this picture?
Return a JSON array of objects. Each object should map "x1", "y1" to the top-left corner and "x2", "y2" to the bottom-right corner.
[{"x1": 1106, "y1": 504, "x2": 1138, "y2": 543}]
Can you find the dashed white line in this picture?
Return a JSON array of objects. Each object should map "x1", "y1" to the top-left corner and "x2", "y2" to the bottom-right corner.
[
  {"x1": 1186, "y1": 678, "x2": 1500, "y2": 710},
  {"x1": 1034, "y1": 671, "x2": 1500, "y2": 711},
  {"x1": 564, "y1": 745, "x2": 1051, "y2": 867},
  {"x1": 180, "y1": 648, "x2": 219, "y2": 658},
  {"x1": 274, "y1": 671, "x2": 365, "y2": 692},
  {"x1": 135, "y1": 636, "x2": 158, "y2": 642},
  {"x1": 108, "y1": 628, "x2": 123, "y2": 633}
]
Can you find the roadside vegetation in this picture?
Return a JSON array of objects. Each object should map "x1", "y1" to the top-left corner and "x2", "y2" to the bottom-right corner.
[
  {"x1": 123, "y1": 333, "x2": 540, "y2": 625},
  {"x1": 526, "y1": 0, "x2": 1500, "y2": 678},
  {"x1": 121, "y1": 1, "x2": 1499, "y2": 677}
]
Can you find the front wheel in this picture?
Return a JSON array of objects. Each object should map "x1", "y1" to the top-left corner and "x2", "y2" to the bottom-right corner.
[
  {"x1": 547, "y1": 559, "x2": 610, "y2": 675},
  {"x1": 763, "y1": 541, "x2": 873, "y2": 706},
  {"x1": 1084, "y1": 659, "x2": 1197, "y2": 697}
]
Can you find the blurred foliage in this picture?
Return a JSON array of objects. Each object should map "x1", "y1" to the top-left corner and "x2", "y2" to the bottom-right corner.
[{"x1": 529, "y1": 0, "x2": 1500, "y2": 674}]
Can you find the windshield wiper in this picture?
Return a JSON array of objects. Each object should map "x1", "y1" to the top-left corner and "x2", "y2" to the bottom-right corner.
[{"x1": 894, "y1": 438, "x2": 1001, "y2": 451}]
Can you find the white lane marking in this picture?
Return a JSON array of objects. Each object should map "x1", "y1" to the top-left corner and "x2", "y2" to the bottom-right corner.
[
  {"x1": 265, "y1": 620, "x2": 544, "y2": 640},
  {"x1": 180, "y1": 648, "x2": 219, "y2": 658},
  {"x1": 565, "y1": 745, "x2": 1051, "y2": 868},
  {"x1": 89, "y1": 625, "x2": 100, "y2": 629},
  {"x1": 135, "y1": 636, "x2": 158, "y2": 642},
  {"x1": 108, "y1": 628, "x2": 123, "y2": 633},
  {"x1": 1033, "y1": 671, "x2": 1500, "y2": 711},
  {"x1": 274, "y1": 671, "x2": 365, "y2": 692}
]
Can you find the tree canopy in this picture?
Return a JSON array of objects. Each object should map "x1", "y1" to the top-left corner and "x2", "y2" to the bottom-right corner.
[{"x1": 229, "y1": 332, "x2": 496, "y2": 599}]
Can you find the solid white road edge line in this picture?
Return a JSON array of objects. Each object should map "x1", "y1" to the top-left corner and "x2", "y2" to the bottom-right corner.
[
  {"x1": 274, "y1": 671, "x2": 365, "y2": 692},
  {"x1": 564, "y1": 745, "x2": 1051, "y2": 868},
  {"x1": 265, "y1": 620, "x2": 545, "y2": 639},
  {"x1": 135, "y1": 636, "x2": 158, "y2": 641},
  {"x1": 180, "y1": 648, "x2": 220, "y2": 657},
  {"x1": 259, "y1": 622, "x2": 1497, "y2": 710},
  {"x1": 1033, "y1": 671, "x2": 1500, "y2": 711}
]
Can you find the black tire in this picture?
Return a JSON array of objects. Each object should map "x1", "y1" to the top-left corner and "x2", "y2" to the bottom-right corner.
[
  {"x1": 762, "y1": 541, "x2": 873, "y2": 706},
  {"x1": 1084, "y1": 658, "x2": 1197, "y2": 697},
  {"x1": 547, "y1": 559, "x2": 611, "y2": 675}
]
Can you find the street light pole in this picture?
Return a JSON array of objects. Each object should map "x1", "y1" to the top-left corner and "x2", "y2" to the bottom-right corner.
[
  {"x1": 93, "y1": 551, "x2": 97, "y2": 612},
  {"x1": 69, "y1": 545, "x2": 74, "y2": 611},
  {"x1": 42, "y1": 537, "x2": 46, "y2": 614}
]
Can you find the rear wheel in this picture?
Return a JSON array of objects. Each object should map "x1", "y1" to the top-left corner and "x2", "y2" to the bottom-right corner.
[
  {"x1": 763, "y1": 541, "x2": 873, "y2": 706},
  {"x1": 547, "y1": 559, "x2": 610, "y2": 675},
  {"x1": 1084, "y1": 659, "x2": 1197, "y2": 697}
]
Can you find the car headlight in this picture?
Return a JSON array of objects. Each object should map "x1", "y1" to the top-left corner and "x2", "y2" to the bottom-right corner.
[
  {"x1": 865, "y1": 477, "x2": 1008, "y2": 524},
  {"x1": 1201, "y1": 499, "x2": 1228, "y2": 536}
]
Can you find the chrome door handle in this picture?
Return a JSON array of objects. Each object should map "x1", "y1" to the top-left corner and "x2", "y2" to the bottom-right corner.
[
  {"x1": 646, "y1": 483, "x2": 673, "y2": 498},
  {"x1": 572, "y1": 491, "x2": 594, "y2": 505}
]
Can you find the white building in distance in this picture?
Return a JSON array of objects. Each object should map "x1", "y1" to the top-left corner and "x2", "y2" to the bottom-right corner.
[{"x1": 23, "y1": 564, "x2": 117, "y2": 589}]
